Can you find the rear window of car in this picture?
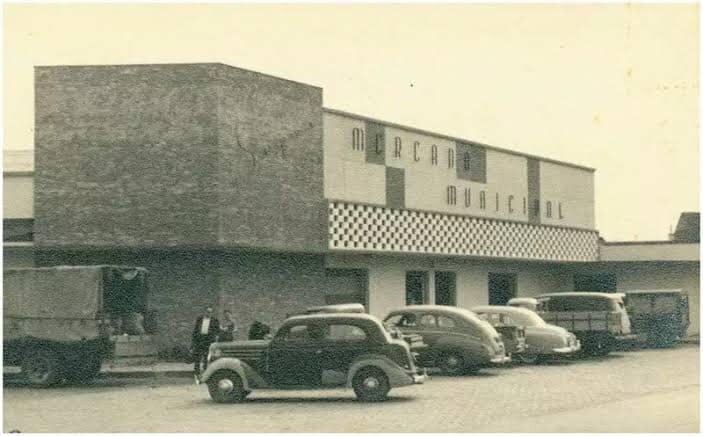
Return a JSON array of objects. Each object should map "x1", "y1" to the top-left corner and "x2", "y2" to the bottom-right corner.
[
  {"x1": 437, "y1": 316, "x2": 456, "y2": 329},
  {"x1": 283, "y1": 325, "x2": 310, "y2": 341},
  {"x1": 420, "y1": 314, "x2": 437, "y2": 327},
  {"x1": 385, "y1": 313, "x2": 418, "y2": 327},
  {"x1": 547, "y1": 297, "x2": 613, "y2": 311}
]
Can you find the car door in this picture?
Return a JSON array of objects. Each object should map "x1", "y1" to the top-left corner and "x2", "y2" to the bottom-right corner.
[
  {"x1": 267, "y1": 323, "x2": 324, "y2": 387},
  {"x1": 318, "y1": 322, "x2": 372, "y2": 381}
]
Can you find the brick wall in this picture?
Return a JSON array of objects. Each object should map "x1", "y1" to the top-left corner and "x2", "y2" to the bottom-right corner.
[
  {"x1": 35, "y1": 249, "x2": 327, "y2": 355},
  {"x1": 34, "y1": 63, "x2": 327, "y2": 252}
]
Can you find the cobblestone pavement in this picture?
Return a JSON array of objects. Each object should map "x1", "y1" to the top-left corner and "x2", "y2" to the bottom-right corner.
[{"x1": 4, "y1": 345, "x2": 699, "y2": 432}]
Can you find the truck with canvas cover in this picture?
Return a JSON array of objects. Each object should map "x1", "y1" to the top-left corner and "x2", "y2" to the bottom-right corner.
[{"x1": 3, "y1": 265, "x2": 157, "y2": 386}]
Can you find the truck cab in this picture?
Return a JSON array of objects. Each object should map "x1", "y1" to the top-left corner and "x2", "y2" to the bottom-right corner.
[{"x1": 624, "y1": 289, "x2": 689, "y2": 347}]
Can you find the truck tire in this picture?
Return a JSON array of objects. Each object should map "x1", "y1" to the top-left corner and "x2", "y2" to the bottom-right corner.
[
  {"x1": 207, "y1": 370, "x2": 247, "y2": 403},
  {"x1": 21, "y1": 348, "x2": 63, "y2": 387},
  {"x1": 65, "y1": 358, "x2": 102, "y2": 384}
]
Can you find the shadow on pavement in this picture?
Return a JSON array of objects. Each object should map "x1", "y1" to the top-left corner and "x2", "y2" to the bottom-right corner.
[{"x1": 192, "y1": 395, "x2": 415, "y2": 405}]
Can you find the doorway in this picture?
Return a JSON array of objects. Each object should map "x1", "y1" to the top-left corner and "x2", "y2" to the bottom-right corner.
[
  {"x1": 406, "y1": 271, "x2": 429, "y2": 305},
  {"x1": 488, "y1": 273, "x2": 517, "y2": 305},
  {"x1": 324, "y1": 269, "x2": 368, "y2": 308},
  {"x1": 435, "y1": 271, "x2": 457, "y2": 306}
]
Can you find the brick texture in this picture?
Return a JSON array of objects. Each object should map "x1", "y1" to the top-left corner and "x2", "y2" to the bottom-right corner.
[{"x1": 34, "y1": 63, "x2": 326, "y2": 252}]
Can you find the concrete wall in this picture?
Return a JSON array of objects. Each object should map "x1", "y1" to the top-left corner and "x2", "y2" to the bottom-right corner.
[
  {"x1": 600, "y1": 243, "x2": 699, "y2": 262},
  {"x1": 326, "y1": 253, "x2": 574, "y2": 318},
  {"x1": 3, "y1": 174, "x2": 33, "y2": 219},
  {"x1": 323, "y1": 110, "x2": 595, "y2": 230}
]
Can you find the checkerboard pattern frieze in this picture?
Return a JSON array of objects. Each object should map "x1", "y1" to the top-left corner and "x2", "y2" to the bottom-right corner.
[{"x1": 328, "y1": 201, "x2": 599, "y2": 261}]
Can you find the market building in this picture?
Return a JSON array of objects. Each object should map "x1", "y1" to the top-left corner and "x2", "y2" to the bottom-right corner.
[{"x1": 3, "y1": 63, "x2": 699, "y2": 354}]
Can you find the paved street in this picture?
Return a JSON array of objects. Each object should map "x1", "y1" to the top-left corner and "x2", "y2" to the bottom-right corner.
[{"x1": 4, "y1": 345, "x2": 699, "y2": 433}]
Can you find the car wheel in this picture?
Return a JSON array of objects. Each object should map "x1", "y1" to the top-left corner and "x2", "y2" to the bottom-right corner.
[
  {"x1": 589, "y1": 337, "x2": 612, "y2": 356},
  {"x1": 207, "y1": 370, "x2": 247, "y2": 403},
  {"x1": 353, "y1": 367, "x2": 390, "y2": 402},
  {"x1": 64, "y1": 357, "x2": 102, "y2": 384},
  {"x1": 516, "y1": 353, "x2": 540, "y2": 365},
  {"x1": 21, "y1": 348, "x2": 63, "y2": 387},
  {"x1": 439, "y1": 351, "x2": 465, "y2": 376}
]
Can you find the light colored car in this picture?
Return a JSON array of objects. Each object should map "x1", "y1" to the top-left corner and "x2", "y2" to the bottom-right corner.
[
  {"x1": 472, "y1": 305, "x2": 581, "y2": 364},
  {"x1": 507, "y1": 297, "x2": 539, "y2": 311}
]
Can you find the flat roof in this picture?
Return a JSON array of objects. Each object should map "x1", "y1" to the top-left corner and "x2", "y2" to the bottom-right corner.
[{"x1": 324, "y1": 108, "x2": 596, "y2": 172}]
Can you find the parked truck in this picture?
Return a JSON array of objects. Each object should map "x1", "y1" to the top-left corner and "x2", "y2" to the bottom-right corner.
[
  {"x1": 4, "y1": 265, "x2": 157, "y2": 387},
  {"x1": 624, "y1": 289, "x2": 689, "y2": 347},
  {"x1": 536, "y1": 292, "x2": 635, "y2": 356}
]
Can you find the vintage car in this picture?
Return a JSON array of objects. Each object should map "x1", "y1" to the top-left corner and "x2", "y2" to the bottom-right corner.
[
  {"x1": 536, "y1": 292, "x2": 635, "y2": 355},
  {"x1": 383, "y1": 306, "x2": 510, "y2": 375},
  {"x1": 471, "y1": 305, "x2": 580, "y2": 364},
  {"x1": 470, "y1": 306, "x2": 527, "y2": 357},
  {"x1": 624, "y1": 289, "x2": 690, "y2": 347},
  {"x1": 507, "y1": 297, "x2": 539, "y2": 311},
  {"x1": 198, "y1": 313, "x2": 426, "y2": 403}
]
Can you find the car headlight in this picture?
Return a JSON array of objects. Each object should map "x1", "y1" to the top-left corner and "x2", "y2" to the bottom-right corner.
[{"x1": 208, "y1": 348, "x2": 223, "y2": 362}]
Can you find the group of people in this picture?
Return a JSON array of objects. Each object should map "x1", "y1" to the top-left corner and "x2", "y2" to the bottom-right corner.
[{"x1": 191, "y1": 307, "x2": 271, "y2": 376}]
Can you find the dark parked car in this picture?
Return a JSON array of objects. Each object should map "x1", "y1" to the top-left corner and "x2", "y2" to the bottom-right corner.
[
  {"x1": 198, "y1": 313, "x2": 426, "y2": 403},
  {"x1": 384, "y1": 306, "x2": 510, "y2": 375},
  {"x1": 625, "y1": 289, "x2": 690, "y2": 347}
]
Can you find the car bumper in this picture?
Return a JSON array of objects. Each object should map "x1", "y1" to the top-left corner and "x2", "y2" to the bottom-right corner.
[
  {"x1": 490, "y1": 354, "x2": 511, "y2": 364},
  {"x1": 553, "y1": 340, "x2": 582, "y2": 354}
]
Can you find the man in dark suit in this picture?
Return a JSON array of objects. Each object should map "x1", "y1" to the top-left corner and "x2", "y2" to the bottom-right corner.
[{"x1": 191, "y1": 307, "x2": 220, "y2": 377}]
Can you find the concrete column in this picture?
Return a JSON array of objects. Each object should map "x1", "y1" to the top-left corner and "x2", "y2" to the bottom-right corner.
[{"x1": 427, "y1": 270, "x2": 436, "y2": 305}]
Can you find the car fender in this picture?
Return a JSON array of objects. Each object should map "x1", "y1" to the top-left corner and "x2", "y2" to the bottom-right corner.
[
  {"x1": 346, "y1": 354, "x2": 412, "y2": 388},
  {"x1": 434, "y1": 335, "x2": 486, "y2": 363},
  {"x1": 198, "y1": 358, "x2": 268, "y2": 390}
]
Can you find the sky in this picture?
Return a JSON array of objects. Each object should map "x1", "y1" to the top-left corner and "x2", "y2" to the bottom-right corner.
[{"x1": 3, "y1": 3, "x2": 699, "y2": 241}]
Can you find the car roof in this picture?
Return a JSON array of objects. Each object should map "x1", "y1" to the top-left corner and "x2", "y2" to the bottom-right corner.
[
  {"x1": 537, "y1": 292, "x2": 622, "y2": 300},
  {"x1": 625, "y1": 289, "x2": 685, "y2": 295},
  {"x1": 508, "y1": 297, "x2": 538, "y2": 303},
  {"x1": 471, "y1": 305, "x2": 535, "y2": 316},
  {"x1": 386, "y1": 305, "x2": 478, "y2": 318},
  {"x1": 284, "y1": 313, "x2": 379, "y2": 323}
]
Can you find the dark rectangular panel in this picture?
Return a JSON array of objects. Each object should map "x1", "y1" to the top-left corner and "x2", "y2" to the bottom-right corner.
[
  {"x1": 527, "y1": 158, "x2": 541, "y2": 224},
  {"x1": 386, "y1": 167, "x2": 405, "y2": 209},
  {"x1": 456, "y1": 142, "x2": 486, "y2": 183},
  {"x1": 365, "y1": 121, "x2": 386, "y2": 165},
  {"x1": 469, "y1": 144, "x2": 487, "y2": 183}
]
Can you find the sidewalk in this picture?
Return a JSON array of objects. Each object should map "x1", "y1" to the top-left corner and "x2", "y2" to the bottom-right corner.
[{"x1": 101, "y1": 360, "x2": 193, "y2": 378}]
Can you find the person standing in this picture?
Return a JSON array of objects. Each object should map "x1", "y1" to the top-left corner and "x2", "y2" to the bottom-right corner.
[
  {"x1": 218, "y1": 310, "x2": 237, "y2": 342},
  {"x1": 191, "y1": 307, "x2": 219, "y2": 378}
]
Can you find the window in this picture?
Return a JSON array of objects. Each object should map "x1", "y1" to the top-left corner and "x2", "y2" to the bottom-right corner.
[
  {"x1": 394, "y1": 137, "x2": 402, "y2": 158},
  {"x1": 463, "y1": 152, "x2": 470, "y2": 171},
  {"x1": 431, "y1": 145, "x2": 438, "y2": 165},
  {"x1": 558, "y1": 202, "x2": 564, "y2": 219},
  {"x1": 495, "y1": 193, "x2": 500, "y2": 211},
  {"x1": 447, "y1": 148, "x2": 455, "y2": 169},
  {"x1": 326, "y1": 324, "x2": 367, "y2": 341},
  {"x1": 352, "y1": 128, "x2": 365, "y2": 151},
  {"x1": 464, "y1": 188, "x2": 471, "y2": 207},
  {"x1": 547, "y1": 297, "x2": 612, "y2": 312},
  {"x1": 480, "y1": 191, "x2": 486, "y2": 209},
  {"x1": 419, "y1": 314, "x2": 437, "y2": 328},
  {"x1": 374, "y1": 133, "x2": 383, "y2": 154},
  {"x1": 284, "y1": 325, "x2": 309, "y2": 341},
  {"x1": 546, "y1": 201, "x2": 552, "y2": 218},
  {"x1": 437, "y1": 316, "x2": 456, "y2": 329},
  {"x1": 508, "y1": 195, "x2": 514, "y2": 213},
  {"x1": 413, "y1": 141, "x2": 421, "y2": 162},
  {"x1": 447, "y1": 185, "x2": 457, "y2": 205}
]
